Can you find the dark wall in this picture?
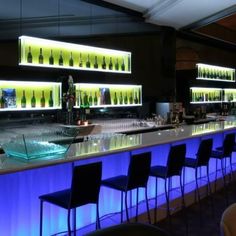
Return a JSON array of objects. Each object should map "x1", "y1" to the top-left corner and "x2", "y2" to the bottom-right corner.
[{"x1": 0, "y1": 28, "x2": 176, "y2": 105}]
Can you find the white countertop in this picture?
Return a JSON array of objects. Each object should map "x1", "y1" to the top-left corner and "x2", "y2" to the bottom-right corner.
[{"x1": 0, "y1": 120, "x2": 236, "y2": 175}]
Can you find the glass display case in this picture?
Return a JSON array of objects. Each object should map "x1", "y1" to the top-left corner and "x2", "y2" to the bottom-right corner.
[
  {"x1": 19, "y1": 36, "x2": 131, "y2": 74},
  {"x1": 1, "y1": 126, "x2": 78, "y2": 160},
  {"x1": 74, "y1": 83, "x2": 142, "y2": 108},
  {"x1": 0, "y1": 80, "x2": 61, "y2": 111},
  {"x1": 223, "y1": 89, "x2": 236, "y2": 102},
  {"x1": 196, "y1": 63, "x2": 235, "y2": 82},
  {"x1": 190, "y1": 87, "x2": 222, "y2": 104}
]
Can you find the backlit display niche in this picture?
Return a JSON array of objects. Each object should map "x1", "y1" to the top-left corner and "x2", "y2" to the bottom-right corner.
[
  {"x1": 223, "y1": 89, "x2": 236, "y2": 102},
  {"x1": 197, "y1": 63, "x2": 235, "y2": 82},
  {"x1": 19, "y1": 36, "x2": 131, "y2": 74},
  {"x1": 74, "y1": 83, "x2": 142, "y2": 108},
  {"x1": 0, "y1": 81, "x2": 61, "y2": 111},
  {"x1": 190, "y1": 87, "x2": 222, "y2": 104}
]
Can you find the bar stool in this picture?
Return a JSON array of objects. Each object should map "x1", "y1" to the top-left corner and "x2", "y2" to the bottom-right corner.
[
  {"x1": 183, "y1": 138, "x2": 214, "y2": 219},
  {"x1": 102, "y1": 152, "x2": 151, "y2": 223},
  {"x1": 150, "y1": 144, "x2": 186, "y2": 225},
  {"x1": 211, "y1": 133, "x2": 235, "y2": 203},
  {"x1": 39, "y1": 162, "x2": 102, "y2": 236}
]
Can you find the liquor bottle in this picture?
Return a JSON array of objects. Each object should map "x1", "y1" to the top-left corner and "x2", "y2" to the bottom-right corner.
[
  {"x1": 119, "y1": 92, "x2": 123, "y2": 104},
  {"x1": 89, "y1": 92, "x2": 93, "y2": 106},
  {"x1": 202, "y1": 67, "x2": 206, "y2": 78},
  {"x1": 94, "y1": 92, "x2": 98, "y2": 106},
  {"x1": 0, "y1": 90, "x2": 5, "y2": 108},
  {"x1": 134, "y1": 92, "x2": 139, "y2": 104},
  {"x1": 205, "y1": 68, "x2": 209, "y2": 78},
  {"x1": 108, "y1": 57, "x2": 113, "y2": 70},
  {"x1": 115, "y1": 58, "x2": 119, "y2": 70},
  {"x1": 49, "y1": 49, "x2": 54, "y2": 65},
  {"x1": 113, "y1": 92, "x2": 118, "y2": 105},
  {"x1": 198, "y1": 67, "x2": 202, "y2": 78},
  {"x1": 49, "y1": 90, "x2": 53, "y2": 107},
  {"x1": 31, "y1": 90, "x2": 36, "y2": 108},
  {"x1": 124, "y1": 92, "x2": 128, "y2": 104},
  {"x1": 94, "y1": 56, "x2": 98, "y2": 69},
  {"x1": 69, "y1": 52, "x2": 74, "y2": 67},
  {"x1": 40, "y1": 90, "x2": 45, "y2": 107},
  {"x1": 27, "y1": 46, "x2": 33, "y2": 63},
  {"x1": 79, "y1": 53, "x2": 83, "y2": 67},
  {"x1": 121, "y1": 58, "x2": 125, "y2": 71},
  {"x1": 129, "y1": 93, "x2": 133, "y2": 104},
  {"x1": 86, "y1": 54, "x2": 91, "y2": 68},
  {"x1": 21, "y1": 90, "x2": 26, "y2": 108},
  {"x1": 102, "y1": 56, "x2": 106, "y2": 69},
  {"x1": 83, "y1": 92, "x2": 89, "y2": 108},
  {"x1": 38, "y1": 48, "x2": 44, "y2": 64},
  {"x1": 59, "y1": 51, "x2": 63, "y2": 66},
  {"x1": 232, "y1": 70, "x2": 235, "y2": 81}
]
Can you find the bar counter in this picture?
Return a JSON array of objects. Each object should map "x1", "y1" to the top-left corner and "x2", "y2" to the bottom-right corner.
[{"x1": 0, "y1": 120, "x2": 236, "y2": 236}]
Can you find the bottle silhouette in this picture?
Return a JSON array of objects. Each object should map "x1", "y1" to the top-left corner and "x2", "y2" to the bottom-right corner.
[
  {"x1": 49, "y1": 49, "x2": 54, "y2": 65},
  {"x1": 124, "y1": 92, "x2": 128, "y2": 104},
  {"x1": 38, "y1": 48, "x2": 43, "y2": 64},
  {"x1": 31, "y1": 90, "x2": 36, "y2": 108},
  {"x1": 102, "y1": 56, "x2": 106, "y2": 69},
  {"x1": 134, "y1": 92, "x2": 139, "y2": 104},
  {"x1": 21, "y1": 90, "x2": 26, "y2": 108},
  {"x1": 121, "y1": 58, "x2": 125, "y2": 71},
  {"x1": 94, "y1": 56, "x2": 98, "y2": 69},
  {"x1": 113, "y1": 92, "x2": 118, "y2": 105},
  {"x1": 40, "y1": 91, "x2": 45, "y2": 107},
  {"x1": 119, "y1": 92, "x2": 123, "y2": 104},
  {"x1": 94, "y1": 92, "x2": 98, "y2": 106},
  {"x1": 89, "y1": 92, "x2": 93, "y2": 106},
  {"x1": 69, "y1": 52, "x2": 74, "y2": 67},
  {"x1": 79, "y1": 53, "x2": 83, "y2": 67},
  {"x1": 129, "y1": 93, "x2": 133, "y2": 104},
  {"x1": 86, "y1": 54, "x2": 91, "y2": 68},
  {"x1": 109, "y1": 57, "x2": 113, "y2": 70},
  {"x1": 49, "y1": 90, "x2": 53, "y2": 107},
  {"x1": 27, "y1": 46, "x2": 33, "y2": 63},
  {"x1": 115, "y1": 58, "x2": 119, "y2": 70},
  {"x1": 59, "y1": 51, "x2": 63, "y2": 66},
  {"x1": 0, "y1": 90, "x2": 5, "y2": 108}
]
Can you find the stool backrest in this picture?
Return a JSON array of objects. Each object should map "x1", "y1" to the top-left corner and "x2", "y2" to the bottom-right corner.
[
  {"x1": 70, "y1": 162, "x2": 102, "y2": 208},
  {"x1": 167, "y1": 144, "x2": 186, "y2": 177},
  {"x1": 127, "y1": 152, "x2": 151, "y2": 190},
  {"x1": 197, "y1": 138, "x2": 213, "y2": 166},
  {"x1": 223, "y1": 133, "x2": 235, "y2": 157}
]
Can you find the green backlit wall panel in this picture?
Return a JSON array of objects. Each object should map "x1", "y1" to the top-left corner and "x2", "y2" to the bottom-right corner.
[
  {"x1": 19, "y1": 36, "x2": 131, "y2": 74},
  {"x1": 0, "y1": 81, "x2": 61, "y2": 111},
  {"x1": 196, "y1": 63, "x2": 235, "y2": 82},
  {"x1": 74, "y1": 83, "x2": 142, "y2": 108}
]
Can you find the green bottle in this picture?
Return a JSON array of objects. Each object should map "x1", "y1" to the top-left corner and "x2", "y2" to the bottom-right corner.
[
  {"x1": 49, "y1": 90, "x2": 53, "y2": 107},
  {"x1": 59, "y1": 51, "x2": 63, "y2": 66},
  {"x1": 40, "y1": 91, "x2": 45, "y2": 107},
  {"x1": 113, "y1": 92, "x2": 118, "y2": 105},
  {"x1": 94, "y1": 92, "x2": 98, "y2": 106},
  {"x1": 94, "y1": 56, "x2": 98, "y2": 69},
  {"x1": 129, "y1": 93, "x2": 133, "y2": 104},
  {"x1": 79, "y1": 53, "x2": 83, "y2": 67},
  {"x1": 121, "y1": 58, "x2": 125, "y2": 71},
  {"x1": 86, "y1": 54, "x2": 91, "y2": 68},
  {"x1": 124, "y1": 92, "x2": 128, "y2": 104},
  {"x1": 102, "y1": 56, "x2": 106, "y2": 69},
  {"x1": 38, "y1": 48, "x2": 43, "y2": 64},
  {"x1": 134, "y1": 92, "x2": 139, "y2": 104},
  {"x1": 27, "y1": 46, "x2": 33, "y2": 63},
  {"x1": 119, "y1": 92, "x2": 123, "y2": 104},
  {"x1": 89, "y1": 92, "x2": 93, "y2": 106},
  {"x1": 108, "y1": 57, "x2": 113, "y2": 70},
  {"x1": 31, "y1": 90, "x2": 36, "y2": 108},
  {"x1": 0, "y1": 90, "x2": 5, "y2": 108},
  {"x1": 21, "y1": 90, "x2": 26, "y2": 108},
  {"x1": 83, "y1": 92, "x2": 89, "y2": 107},
  {"x1": 115, "y1": 58, "x2": 119, "y2": 70},
  {"x1": 49, "y1": 49, "x2": 54, "y2": 65},
  {"x1": 69, "y1": 52, "x2": 74, "y2": 67}
]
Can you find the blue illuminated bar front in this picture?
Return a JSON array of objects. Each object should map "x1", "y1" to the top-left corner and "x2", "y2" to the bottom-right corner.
[{"x1": 0, "y1": 121, "x2": 235, "y2": 236}]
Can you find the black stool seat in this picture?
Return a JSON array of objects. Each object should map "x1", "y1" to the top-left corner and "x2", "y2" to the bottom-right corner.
[
  {"x1": 211, "y1": 150, "x2": 224, "y2": 158},
  {"x1": 102, "y1": 152, "x2": 151, "y2": 223},
  {"x1": 184, "y1": 158, "x2": 198, "y2": 167},
  {"x1": 102, "y1": 176, "x2": 128, "y2": 191},
  {"x1": 150, "y1": 166, "x2": 168, "y2": 178}
]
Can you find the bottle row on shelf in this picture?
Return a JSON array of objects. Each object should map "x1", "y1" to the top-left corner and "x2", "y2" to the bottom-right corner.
[
  {"x1": 190, "y1": 88, "x2": 236, "y2": 103},
  {"x1": 0, "y1": 89, "x2": 55, "y2": 109},
  {"x1": 78, "y1": 90, "x2": 140, "y2": 108},
  {"x1": 26, "y1": 47, "x2": 129, "y2": 72}
]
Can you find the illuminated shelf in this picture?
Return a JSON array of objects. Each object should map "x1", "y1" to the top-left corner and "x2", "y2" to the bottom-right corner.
[
  {"x1": 190, "y1": 87, "x2": 222, "y2": 104},
  {"x1": 0, "y1": 81, "x2": 62, "y2": 111},
  {"x1": 223, "y1": 89, "x2": 236, "y2": 102},
  {"x1": 19, "y1": 36, "x2": 131, "y2": 74},
  {"x1": 196, "y1": 63, "x2": 235, "y2": 82},
  {"x1": 74, "y1": 83, "x2": 142, "y2": 108}
]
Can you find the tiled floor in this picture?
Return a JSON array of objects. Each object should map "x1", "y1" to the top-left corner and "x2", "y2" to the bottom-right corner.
[{"x1": 156, "y1": 182, "x2": 236, "y2": 236}]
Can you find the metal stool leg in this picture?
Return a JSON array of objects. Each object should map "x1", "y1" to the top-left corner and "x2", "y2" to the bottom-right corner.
[
  {"x1": 154, "y1": 177, "x2": 158, "y2": 224},
  {"x1": 145, "y1": 187, "x2": 151, "y2": 224},
  {"x1": 221, "y1": 158, "x2": 228, "y2": 205},
  {"x1": 125, "y1": 191, "x2": 130, "y2": 222},
  {"x1": 68, "y1": 209, "x2": 71, "y2": 236},
  {"x1": 73, "y1": 208, "x2": 76, "y2": 236},
  {"x1": 180, "y1": 173, "x2": 188, "y2": 235},
  {"x1": 121, "y1": 191, "x2": 123, "y2": 223},
  {"x1": 136, "y1": 188, "x2": 139, "y2": 222},
  {"x1": 96, "y1": 202, "x2": 101, "y2": 229},
  {"x1": 207, "y1": 165, "x2": 215, "y2": 217},
  {"x1": 215, "y1": 159, "x2": 218, "y2": 193},
  {"x1": 40, "y1": 200, "x2": 43, "y2": 236}
]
